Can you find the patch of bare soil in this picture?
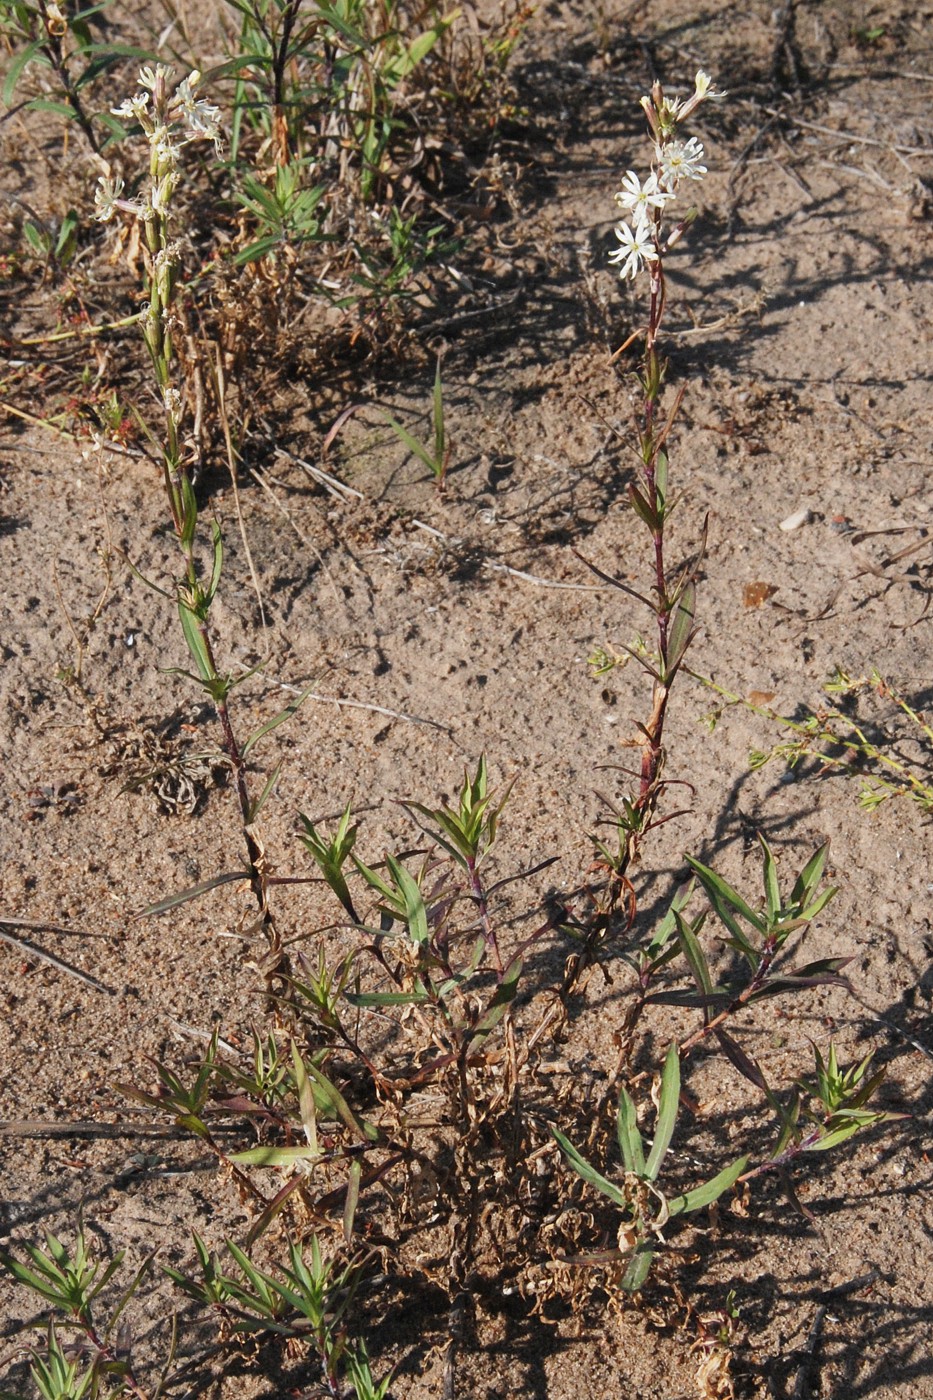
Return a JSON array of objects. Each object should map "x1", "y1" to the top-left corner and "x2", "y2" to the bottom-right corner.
[{"x1": 2, "y1": 0, "x2": 933, "y2": 1396}]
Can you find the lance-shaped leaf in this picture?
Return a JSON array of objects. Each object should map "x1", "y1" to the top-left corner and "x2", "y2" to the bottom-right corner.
[
  {"x1": 664, "y1": 581, "x2": 696, "y2": 678},
  {"x1": 550, "y1": 1126, "x2": 626, "y2": 1207},
  {"x1": 760, "y1": 834, "x2": 781, "y2": 924},
  {"x1": 674, "y1": 910, "x2": 714, "y2": 1006},
  {"x1": 178, "y1": 596, "x2": 214, "y2": 684},
  {"x1": 468, "y1": 955, "x2": 523, "y2": 1052},
  {"x1": 306, "y1": 1061, "x2": 380, "y2": 1144},
  {"x1": 744, "y1": 956, "x2": 853, "y2": 1002},
  {"x1": 231, "y1": 1144, "x2": 324, "y2": 1168},
  {"x1": 644, "y1": 1044, "x2": 680, "y2": 1182},
  {"x1": 242, "y1": 680, "x2": 317, "y2": 759},
  {"x1": 139, "y1": 870, "x2": 251, "y2": 916},
  {"x1": 385, "y1": 854, "x2": 430, "y2": 946},
  {"x1": 617, "y1": 1088, "x2": 645, "y2": 1177},
  {"x1": 715, "y1": 1028, "x2": 770, "y2": 1092},
  {"x1": 790, "y1": 840, "x2": 830, "y2": 910},
  {"x1": 685, "y1": 853, "x2": 766, "y2": 942},
  {"x1": 644, "y1": 880, "x2": 695, "y2": 961},
  {"x1": 621, "y1": 1245, "x2": 655, "y2": 1292},
  {"x1": 667, "y1": 1155, "x2": 749, "y2": 1217}
]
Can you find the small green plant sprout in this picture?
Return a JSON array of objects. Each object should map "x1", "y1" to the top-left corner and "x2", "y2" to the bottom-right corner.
[
  {"x1": 164, "y1": 1234, "x2": 388, "y2": 1399},
  {"x1": 378, "y1": 354, "x2": 451, "y2": 488},
  {"x1": 299, "y1": 758, "x2": 536, "y2": 1121},
  {"x1": 653, "y1": 838, "x2": 852, "y2": 1075},
  {"x1": 16, "y1": 1321, "x2": 103, "y2": 1400},
  {"x1": 20, "y1": 207, "x2": 79, "y2": 272},
  {"x1": 551, "y1": 1044, "x2": 748, "y2": 1291},
  {"x1": 748, "y1": 1042, "x2": 906, "y2": 1188},
  {"x1": 699, "y1": 668, "x2": 933, "y2": 815},
  {"x1": 298, "y1": 804, "x2": 362, "y2": 923},
  {"x1": 0, "y1": 1228, "x2": 157, "y2": 1400},
  {"x1": 232, "y1": 159, "x2": 327, "y2": 265},
  {"x1": 582, "y1": 70, "x2": 726, "y2": 907}
]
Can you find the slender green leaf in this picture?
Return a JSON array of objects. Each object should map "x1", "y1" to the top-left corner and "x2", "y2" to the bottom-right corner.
[
  {"x1": 385, "y1": 854, "x2": 429, "y2": 946},
  {"x1": 468, "y1": 955, "x2": 522, "y2": 1051},
  {"x1": 620, "y1": 1245, "x2": 655, "y2": 1292},
  {"x1": 644, "y1": 1044, "x2": 680, "y2": 1182},
  {"x1": 244, "y1": 1174, "x2": 307, "y2": 1250},
  {"x1": 178, "y1": 599, "x2": 213, "y2": 683},
  {"x1": 248, "y1": 759, "x2": 283, "y2": 823},
  {"x1": 345, "y1": 989, "x2": 430, "y2": 1007},
  {"x1": 291, "y1": 1043, "x2": 318, "y2": 1154},
  {"x1": 645, "y1": 880, "x2": 694, "y2": 959},
  {"x1": 617, "y1": 1088, "x2": 645, "y2": 1177},
  {"x1": 242, "y1": 680, "x2": 315, "y2": 758},
  {"x1": 230, "y1": 1144, "x2": 323, "y2": 1167},
  {"x1": 715, "y1": 1028, "x2": 769, "y2": 1092},
  {"x1": 550, "y1": 1126, "x2": 626, "y2": 1207},
  {"x1": 140, "y1": 870, "x2": 251, "y2": 916},
  {"x1": 379, "y1": 408, "x2": 439, "y2": 475},
  {"x1": 138, "y1": 868, "x2": 250, "y2": 912},
  {"x1": 674, "y1": 910, "x2": 713, "y2": 997},
  {"x1": 206, "y1": 520, "x2": 224, "y2": 605},
  {"x1": 798, "y1": 885, "x2": 838, "y2": 923},
  {"x1": 432, "y1": 356, "x2": 445, "y2": 465},
  {"x1": 3, "y1": 41, "x2": 43, "y2": 106},
  {"x1": 665, "y1": 581, "x2": 695, "y2": 676},
  {"x1": 25, "y1": 98, "x2": 76, "y2": 120},
  {"x1": 306, "y1": 1061, "x2": 380, "y2": 1143},
  {"x1": 343, "y1": 1158, "x2": 362, "y2": 1244},
  {"x1": 791, "y1": 840, "x2": 829, "y2": 908},
  {"x1": 685, "y1": 854, "x2": 766, "y2": 935},
  {"x1": 668, "y1": 1156, "x2": 749, "y2": 1216},
  {"x1": 760, "y1": 835, "x2": 781, "y2": 924}
]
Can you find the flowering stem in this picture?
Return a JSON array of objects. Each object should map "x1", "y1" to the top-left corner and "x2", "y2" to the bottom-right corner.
[
  {"x1": 97, "y1": 67, "x2": 279, "y2": 956},
  {"x1": 595, "y1": 70, "x2": 723, "y2": 891}
]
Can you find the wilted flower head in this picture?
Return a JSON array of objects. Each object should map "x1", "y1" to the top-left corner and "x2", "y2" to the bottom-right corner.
[{"x1": 44, "y1": 1, "x2": 67, "y2": 36}]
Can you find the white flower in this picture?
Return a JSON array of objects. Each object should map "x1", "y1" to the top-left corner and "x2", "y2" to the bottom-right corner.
[
  {"x1": 93, "y1": 174, "x2": 144, "y2": 222},
  {"x1": 657, "y1": 136, "x2": 707, "y2": 188},
  {"x1": 169, "y1": 73, "x2": 223, "y2": 151},
  {"x1": 694, "y1": 70, "x2": 726, "y2": 101},
  {"x1": 614, "y1": 170, "x2": 672, "y2": 223},
  {"x1": 608, "y1": 219, "x2": 659, "y2": 280},
  {"x1": 112, "y1": 93, "x2": 150, "y2": 123},
  {"x1": 137, "y1": 64, "x2": 168, "y2": 92}
]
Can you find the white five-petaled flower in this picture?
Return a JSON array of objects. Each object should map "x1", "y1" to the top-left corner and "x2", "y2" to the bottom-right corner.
[
  {"x1": 614, "y1": 170, "x2": 672, "y2": 224},
  {"x1": 656, "y1": 136, "x2": 707, "y2": 188},
  {"x1": 608, "y1": 219, "x2": 659, "y2": 280}
]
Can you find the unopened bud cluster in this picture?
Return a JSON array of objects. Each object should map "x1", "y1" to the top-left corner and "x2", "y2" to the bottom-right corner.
[{"x1": 609, "y1": 70, "x2": 724, "y2": 281}]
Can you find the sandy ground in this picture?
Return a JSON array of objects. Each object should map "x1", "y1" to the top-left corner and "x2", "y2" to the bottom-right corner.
[{"x1": 2, "y1": 0, "x2": 933, "y2": 1395}]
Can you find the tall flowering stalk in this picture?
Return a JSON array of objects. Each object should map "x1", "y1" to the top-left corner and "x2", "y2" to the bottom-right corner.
[
  {"x1": 96, "y1": 69, "x2": 280, "y2": 956},
  {"x1": 597, "y1": 72, "x2": 725, "y2": 890}
]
